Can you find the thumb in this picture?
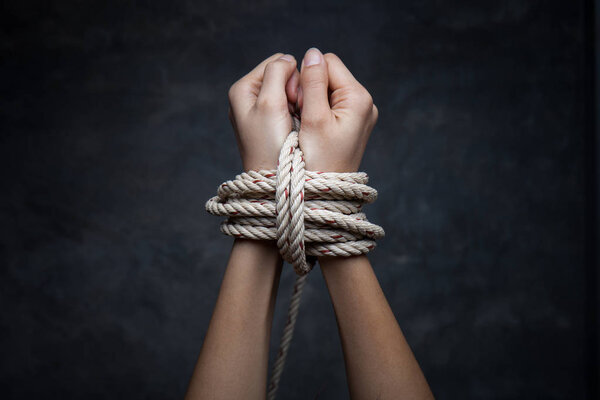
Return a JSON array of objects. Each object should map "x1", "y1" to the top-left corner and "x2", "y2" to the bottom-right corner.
[
  {"x1": 256, "y1": 54, "x2": 298, "y2": 112},
  {"x1": 299, "y1": 48, "x2": 331, "y2": 129}
]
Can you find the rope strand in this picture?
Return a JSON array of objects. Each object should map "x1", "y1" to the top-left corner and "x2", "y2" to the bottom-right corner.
[{"x1": 267, "y1": 273, "x2": 307, "y2": 400}]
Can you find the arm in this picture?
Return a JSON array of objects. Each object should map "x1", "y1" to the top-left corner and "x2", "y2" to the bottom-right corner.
[
  {"x1": 297, "y1": 48, "x2": 434, "y2": 399},
  {"x1": 185, "y1": 239, "x2": 282, "y2": 399},
  {"x1": 185, "y1": 53, "x2": 301, "y2": 399},
  {"x1": 320, "y1": 256, "x2": 434, "y2": 399}
]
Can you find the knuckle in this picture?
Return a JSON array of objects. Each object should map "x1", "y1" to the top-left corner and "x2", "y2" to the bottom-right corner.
[
  {"x1": 302, "y1": 112, "x2": 329, "y2": 130},
  {"x1": 323, "y1": 52, "x2": 339, "y2": 62},
  {"x1": 359, "y1": 89, "x2": 374, "y2": 109},
  {"x1": 303, "y1": 75, "x2": 327, "y2": 91},
  {"x1": 228, "y1": 80, "x2": 243, "y2": 103},
  {"x1": 265, "y1": 58, "x2": 295, "y2": 80},
  {"x1": 255, "y1": 96, "x2": 278, "y2": 112},
  {"x1": 350, "y1": 86, "x2": 374, "y2": 112},
  {"x1": 264, "y1": 60, "x2": 284, "y2": 75}
]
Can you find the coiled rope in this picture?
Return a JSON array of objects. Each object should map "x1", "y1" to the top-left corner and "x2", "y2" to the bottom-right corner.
[{"x1": 205, "y1": 117, "x2": 384, "y2": 399}]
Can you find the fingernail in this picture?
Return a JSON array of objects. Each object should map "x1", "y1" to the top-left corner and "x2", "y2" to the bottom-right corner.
[
  {"x1": 304, "y1": 48, "x2": 322, "y2": 66},
  {"x1": 279, "y1": 54, "x2": 295, "y2": 62}
]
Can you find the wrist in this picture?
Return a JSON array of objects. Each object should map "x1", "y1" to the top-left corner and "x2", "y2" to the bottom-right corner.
[
  {"x1": 230, "y1": 239, "x2": 282, "y2": 271},
  {"x1": 319, "y1": 254, "x2": 369, "y2": 274},
  {"x1": 241, "y1": 156, "x2": 278, "y2": 172},
  {"x1": 232, "y1": 238, "x2": 281, "y2": 257}
]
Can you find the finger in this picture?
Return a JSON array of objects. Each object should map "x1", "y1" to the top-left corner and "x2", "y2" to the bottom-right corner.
[
  {"x1": 323, "y1": 52, "x2": 359, "y2": 91},
  {"x1": 256, "y1": 54, "x2": 298, "y2": 111},
  {"x1": 323, "y1": 52, "x2": 373, "y2": 115},
  {"x1": 297, "y1": 85, "x2": 303, "y2": 113},
  {"x1": 228, "y1": 53, "x2": 284, "y2": 114},
  {"x1": 244, "y1": 53, "x2": 286, "y2": 88},
  {"x1": 299, "y1": 48, "x2": 331, "y2": 130},
  {"x1": 285, "y1": 68, "x2": 300, "y2": 106}
]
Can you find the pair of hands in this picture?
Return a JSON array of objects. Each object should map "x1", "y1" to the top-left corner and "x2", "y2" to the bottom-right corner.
[
  {"x1": 228, "y1": 48, "x2": 378, "y2": 173},
  {"x1": 188, "y1": 50, "x2": 435, "y2": 400}
]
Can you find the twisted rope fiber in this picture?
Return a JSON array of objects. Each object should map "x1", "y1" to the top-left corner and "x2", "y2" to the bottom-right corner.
[{"x1": 205, "y1": 119, "x2": 384, "y2": 399}]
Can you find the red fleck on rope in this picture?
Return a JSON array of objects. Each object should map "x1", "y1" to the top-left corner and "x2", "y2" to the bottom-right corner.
[{"x1": 205, "y1": 117, "x2": 384, "y2": 399}]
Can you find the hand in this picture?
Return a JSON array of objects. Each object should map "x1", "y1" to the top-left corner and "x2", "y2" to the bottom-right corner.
[
  {"x1": 297, "y1": 48, "x2": 378, "y2": 172},
  {"x1": 227, "y1": 53, "x2": 300, "y2": 171}
]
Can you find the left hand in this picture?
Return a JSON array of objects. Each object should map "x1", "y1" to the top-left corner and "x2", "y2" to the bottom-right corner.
[{"x1": 227, "y1": 53, "x2": 300, "y2": 171}]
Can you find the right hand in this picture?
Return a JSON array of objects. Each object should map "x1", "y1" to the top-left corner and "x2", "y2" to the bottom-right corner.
[{"x1": 297, "y1": 48, "x2": 378, "y2": 172}]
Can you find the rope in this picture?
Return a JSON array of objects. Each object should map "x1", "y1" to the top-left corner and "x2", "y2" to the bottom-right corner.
[{"x1": 205, "y1": 118, "x2": 384, "y2": 399}]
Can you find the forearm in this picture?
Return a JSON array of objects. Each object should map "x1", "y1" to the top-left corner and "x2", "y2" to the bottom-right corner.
[
  {"x1": 320, "y1": 255, "x2": 434, "y2": 400},
  {"x1": 185, "y1": 239, "x2": 283, "y2": 400}
]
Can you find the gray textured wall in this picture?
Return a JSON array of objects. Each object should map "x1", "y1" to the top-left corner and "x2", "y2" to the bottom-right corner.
[{"x1": 0, "y1": 1, "x2": 593, "y2": 398}]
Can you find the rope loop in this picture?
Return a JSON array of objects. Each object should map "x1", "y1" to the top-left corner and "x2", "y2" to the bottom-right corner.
[{"x1": 206, "y1": 124, "x2": 384, "y2": 276}]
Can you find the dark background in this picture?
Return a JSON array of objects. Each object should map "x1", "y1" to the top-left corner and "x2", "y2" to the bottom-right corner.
[{"x1": 1, "y1": 0, "x2": 597, "y2": 398}]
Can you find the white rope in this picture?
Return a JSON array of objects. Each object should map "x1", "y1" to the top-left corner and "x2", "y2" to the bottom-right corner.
[{"x1": 205, "y1": 118, "x2": 384, "y2": 399}]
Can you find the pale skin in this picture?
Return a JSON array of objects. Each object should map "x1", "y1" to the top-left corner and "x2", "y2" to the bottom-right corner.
[{"x1": 185, "y1": 49, "x2": 434, "y2": 400}]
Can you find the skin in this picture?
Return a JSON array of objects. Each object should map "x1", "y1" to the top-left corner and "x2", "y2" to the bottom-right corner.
[
  {"x1": 185, "y1": 49, "x2": 434, "y2": 399},
  {"x1": 184, "y1": 239, "x2": 282, "y2": 400}
]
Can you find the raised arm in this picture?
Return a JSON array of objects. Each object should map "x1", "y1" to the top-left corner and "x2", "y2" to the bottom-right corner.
[
  {"x1": 185, "y1": 239, "x2": 282, "y2": 399},
  {"x1": 320, "y1": 256, "x2": 434, "y2": 399},
  {"x1": 297, "y1": 48, "x2": 434, "y2": 399},
  {"x1": 185, "y1": 53, "x2": 300, "y2": 400}
]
